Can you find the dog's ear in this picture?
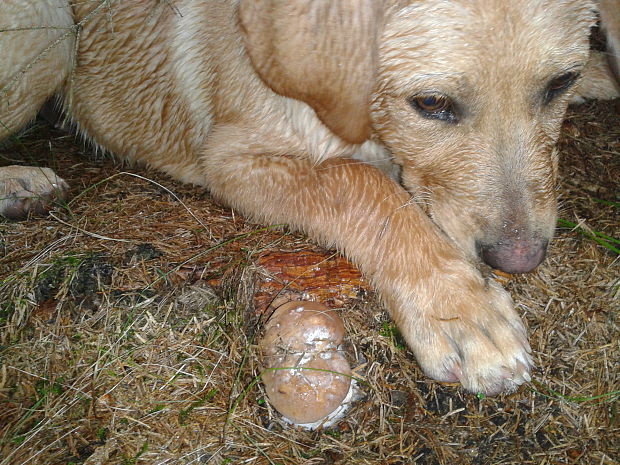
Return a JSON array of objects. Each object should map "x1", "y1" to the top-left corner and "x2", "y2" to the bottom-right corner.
[
  {"x1": 238, "y1": 0, "x2": 383, "y2": 144},
  {"x1": 598, "y1": 0, "x2": 620, "y2": 84}
]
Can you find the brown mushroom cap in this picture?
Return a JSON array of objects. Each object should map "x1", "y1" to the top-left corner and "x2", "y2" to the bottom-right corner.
[
  {"x1": 262, "y1": 301, "x2": 346, "y2": 354},
  {"x1": 260, "y1": 301, "x2": 351, "y2": 424}
]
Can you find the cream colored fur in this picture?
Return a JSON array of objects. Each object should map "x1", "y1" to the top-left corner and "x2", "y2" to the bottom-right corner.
[
  {"x1": 599, "y1": 0, "x2": 620, "y2": 82},
  {"x1": 0, "y1": 0, "x2": 618, "y2": 395}
]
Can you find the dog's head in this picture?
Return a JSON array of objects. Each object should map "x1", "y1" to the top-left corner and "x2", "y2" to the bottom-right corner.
[{"x1": 240, "y1": 0, "x2": 596, "y2": 274}]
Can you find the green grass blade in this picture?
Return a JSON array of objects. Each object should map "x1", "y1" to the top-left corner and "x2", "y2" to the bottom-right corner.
[{"x1": 557, "y1": 218, "x2": 620, "y2": 254}]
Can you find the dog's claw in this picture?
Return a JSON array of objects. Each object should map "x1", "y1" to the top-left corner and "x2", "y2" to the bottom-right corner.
[
  {"x1": 439, "y1": 359, "x2": 463, "y2": 383},
  {"x1": 450, "y1": 361, "x2": 464, "y2": 382}
]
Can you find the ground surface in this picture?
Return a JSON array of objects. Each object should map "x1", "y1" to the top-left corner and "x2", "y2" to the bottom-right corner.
[{"x1": 0, "y1": 99, "x2": 618, "y2": 465}]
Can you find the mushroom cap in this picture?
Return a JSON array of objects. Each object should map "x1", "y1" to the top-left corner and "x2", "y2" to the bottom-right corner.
[
  {"x1": 259, "y1": 301, "x2": 351, "y2": 424},
  {"x1": 261, "y1": 352, "x2": 351, "y2": 424},
  {"x1": 261, "y1": 301, "x2": 345, "y2": 356}
]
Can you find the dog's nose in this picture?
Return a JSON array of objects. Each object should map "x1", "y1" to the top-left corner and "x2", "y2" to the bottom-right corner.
[{"x1": 479, "y1": 238, "x2": 548, "y2": 274}]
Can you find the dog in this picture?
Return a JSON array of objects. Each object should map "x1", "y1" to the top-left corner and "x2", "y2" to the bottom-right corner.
[{"x1": 1, "y1": 0, "x2": 618, "y2": 395}]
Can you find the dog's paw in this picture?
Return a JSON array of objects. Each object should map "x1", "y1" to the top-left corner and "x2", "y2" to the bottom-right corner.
[
  {"x1": 398, "y1": 266, "x2": 532, "y2": 396},
  {"x1": 0, "y1": 166, "x2": 69, "y2": 220}
]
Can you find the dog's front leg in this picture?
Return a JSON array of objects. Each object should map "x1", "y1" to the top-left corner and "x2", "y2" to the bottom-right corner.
[{"x1": 202, "y1": 128, "x2": 532, "y2": 395}]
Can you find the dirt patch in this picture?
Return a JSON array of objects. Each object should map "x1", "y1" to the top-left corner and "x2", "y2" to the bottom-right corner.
[{"x1": 0, "y1": 106, "x2": 618, "y2": 464}]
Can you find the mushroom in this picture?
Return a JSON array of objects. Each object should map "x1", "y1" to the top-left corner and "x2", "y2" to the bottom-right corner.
[{"x1": 259, "y1": 301, "x2": 352, "y2": 425}]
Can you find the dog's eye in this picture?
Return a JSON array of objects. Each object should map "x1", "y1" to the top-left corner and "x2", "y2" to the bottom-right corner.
[
  {"x1": 544, "y1": 72, "x2": 579, "y2": 103},
  {"x1": 408, "y1": 94, "x2": 457, "y2": 123},
  {"x1": 415, "y1": 95, "x2": 450, "y2": 112}
]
